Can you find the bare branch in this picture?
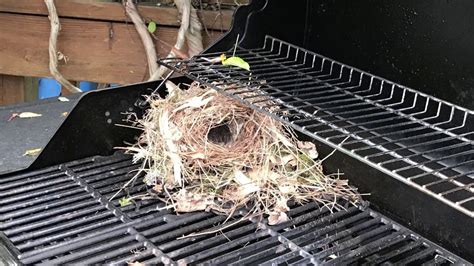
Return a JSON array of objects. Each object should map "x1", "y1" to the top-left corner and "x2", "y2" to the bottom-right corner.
[
  {"x1": 44, "y1": 0, "x2": 81, "y2": 93},
  {"x1": 150, "y1": 0, "x2": 203, "y2": 80},
  {"x1": 123, "y1": 0, "x2": 159, "y2": 79}
]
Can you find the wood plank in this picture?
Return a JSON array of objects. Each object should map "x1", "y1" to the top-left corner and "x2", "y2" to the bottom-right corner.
[
  {"x1": 24, "y1": 77, "x2": 38, "y2": 102},
  {"x1": 0, "y1": 13, "x2": 223, "y2": 84},
  {"x1": 207, "y1": 0, "x2": 249, "y2": 6},
  {"x1": 0, "y1": 0, "x2": 233, "y2": 31},
  {"x1": 0, "y1": 75, "x2": 25, "y2": 105}
]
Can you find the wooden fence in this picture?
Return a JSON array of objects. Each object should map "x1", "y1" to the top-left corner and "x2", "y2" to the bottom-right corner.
[{"x1": 0, "y1": 0, "x2": 233, "y2": 105}]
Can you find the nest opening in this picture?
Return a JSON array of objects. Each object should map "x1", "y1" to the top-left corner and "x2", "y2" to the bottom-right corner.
[{"x1": 207, "y1": 122, "x2": 233, "y2": 145}]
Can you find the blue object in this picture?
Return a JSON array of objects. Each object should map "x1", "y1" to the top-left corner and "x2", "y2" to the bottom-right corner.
[
  {"x1": 108, "y1": 83, "x2": 120, "y2": 88},
  {"x1": 38, "y1": 79, "x2": 99, "y2": 99},
  {"x1": 38, "y1": 78, "x2": 61, "y2": 99},
  {"x1": 79, "y1": 81, "x2": 98, "y2": 92}
]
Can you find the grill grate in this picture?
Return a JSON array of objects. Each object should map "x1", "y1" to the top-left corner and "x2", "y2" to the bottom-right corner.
[
  {"x1": 0, "y1": 152, "x2": 467, "y2": 265},
  {"x1": 159, "y1": 35, "x2": 474, "y2": 218}
]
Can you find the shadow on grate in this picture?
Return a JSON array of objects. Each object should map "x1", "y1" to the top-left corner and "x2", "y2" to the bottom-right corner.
[{"x1": 0, "y1": 152, "x2": 467, "y2": 265}]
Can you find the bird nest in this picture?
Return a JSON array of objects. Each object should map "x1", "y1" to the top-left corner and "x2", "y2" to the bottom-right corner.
[{"x1": 123, "y1": 81, "x2": 360, "y2": 224}]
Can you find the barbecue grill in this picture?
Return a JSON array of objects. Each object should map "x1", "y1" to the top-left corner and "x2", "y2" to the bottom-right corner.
[{"x1": 1, "y1": 0, "x2": 473, "y2": 264}]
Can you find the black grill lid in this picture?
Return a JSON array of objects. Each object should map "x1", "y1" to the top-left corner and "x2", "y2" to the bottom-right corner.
[{"x1": 0, "y1": 152, "x2": 467, "y2": 265}]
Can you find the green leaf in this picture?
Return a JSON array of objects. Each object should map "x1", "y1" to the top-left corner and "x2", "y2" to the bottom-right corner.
[
  {"x1": 147, "y1": 21, "x2": 157, "y2": 34},
  {"x1": 222, "y1": 56, "x2": 250, "y2": 71},
  {"x1": 119, "y1": 197, "x2": 132, "y2": 207}
]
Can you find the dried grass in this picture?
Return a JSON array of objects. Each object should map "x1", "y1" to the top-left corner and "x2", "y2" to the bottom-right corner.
[{"x1": 122, "y1": 82, "x2": 361, "y2": 224}]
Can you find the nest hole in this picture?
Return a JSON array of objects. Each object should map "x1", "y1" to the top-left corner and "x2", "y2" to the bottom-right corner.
[{"x1": 207, "y1": 123, "x2": 233, "y2": 145}]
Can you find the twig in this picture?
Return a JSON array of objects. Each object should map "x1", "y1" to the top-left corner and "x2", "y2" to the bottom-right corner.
[
  {"x1": 151, "y1": 0, "x2": 203, "y2": 80},
  {"x1": 44, "y1": 0, "x2": 81, "y2": 93},
  {"x1": 123, "y1": 0, "x2": 159, "y2": 79},
  {"x1": 177, "y1": 215, "x2": 252, "y2": 239},
  {"x1": 320, "y1": 135, "x2": 351, "y2": 163},
  {"x1": 232, "y1": 33, "x2": 239, "y2": 56},
  {"x1": 109, "y1": 164, "x2": 144, "y2": 201}
]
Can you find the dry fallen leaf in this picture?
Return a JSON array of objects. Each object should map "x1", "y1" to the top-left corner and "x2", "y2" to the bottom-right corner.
[
  {"x1": 269, "y1": 154, "x2": 296, "y2": 167},
  {"x1": 268, "y1": 198, "x2": 290, "y2": 225},
  {"x1": 275, "y1": 197, "x2": 290, "y2": 213},
  {"x1": 175, "y1": 190, "x2": 214, "y2": 212},
  {"x1": 153, "y1": 184, "x2": 162, "y2": 193},
  {"x1": 173, "y1": 94, "x2": 215, "y2": 113},
  {"x1": 268, "y1": 211, "x2": 289, "y2": 225},
  {"x1": 234, "y1": 170, "x2": 260, "y2": 196},
  {"x1": 297, "y1": 141, "x2": 318, "y2": 159},
  {"x1": 278, "y1": 184, "x2": 296, "y2": 194},
  {"x1": 17, "y1": 112, "x2": 42, "y2": 118},
  {"x1": 58, "y1": 96, "x2": 70, "y2": 102},
  {"x1": 7, "y1": 113, "x2": 18, "y2": 121},
  {"x1": 188, "y1": 152, "x2": 206, "y2": 160},
  {"x1": 128, "y1": 262, "x2": 145, "y2": 266},
  {"x1": 23, "y1": 148, "x2": 42, "y2": 156}
]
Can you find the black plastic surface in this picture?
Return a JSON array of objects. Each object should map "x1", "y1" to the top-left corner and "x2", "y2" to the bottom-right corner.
[
  {"x1": 304, "y1": 0, "x2": 474, "y2": 109},
  {"x1": 0, "y1": 95, "x2": 80, "y2": 174}
]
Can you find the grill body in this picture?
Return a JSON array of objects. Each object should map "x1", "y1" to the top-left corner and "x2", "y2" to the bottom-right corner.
[{"x1": 1, "y1": 0, "x2": 473, "y2": 264}]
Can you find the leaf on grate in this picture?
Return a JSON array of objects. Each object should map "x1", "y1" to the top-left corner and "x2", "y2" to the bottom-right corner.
[
  {"x1": 119, "y1": 197, "x2": 132, "y2": 207},
  {"x1": 221, "y1": 55, "x2": 250, "y2": 71}
]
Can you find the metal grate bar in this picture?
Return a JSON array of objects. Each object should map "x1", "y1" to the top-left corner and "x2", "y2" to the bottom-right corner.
[
  {"x1": 362, "y1": 240, "x2": 423, "y2": 264},
  {"x1": 1, "y1": 153, "x2": 468, "y2": 265},
  {"x1": 159, "y1": 35, "x2": 474, "y2": 217},
  {"x1": 394, "y1": 247, "x2": 437, "y2": 264},
  {"x1": 168, "y1": 222, "x2": 258, "y2": 258},
  {"x1": 0, "y1": 154, "x2": 173, "y2": 265},
  {"x1": 327, "y1": 233, "x2": 407, "y2": 265},
  {"x1": 3, "y1": 204, "x2": 104, "y2": 235},
  {"x1": 40, "y1": 233, "x2": 138, "y2": 265},
  {"x1": 0, "y1": 182, "x2": 80, "y2": 208},
  {"x1": 287, "y1": 212, "x2": 370, "y2": 246},
  {"x1": 178, "y1": 230, "x2": 271, "y2": 264},
  {"x1": 203, "y1": 204, "x2": 332, "y2": 265},
  {"x1": 228, "y1": 241, "x2": 291, "y2": 266},
  {"x1": 258, "y1": 251, "x2": 303, "y2": 266},
  {"x1": 14, "y1": 213, "x2": 118, "y2": 250},
  {"x1": 312, "y1": 224, "x2": 392, "y2": 259}
]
